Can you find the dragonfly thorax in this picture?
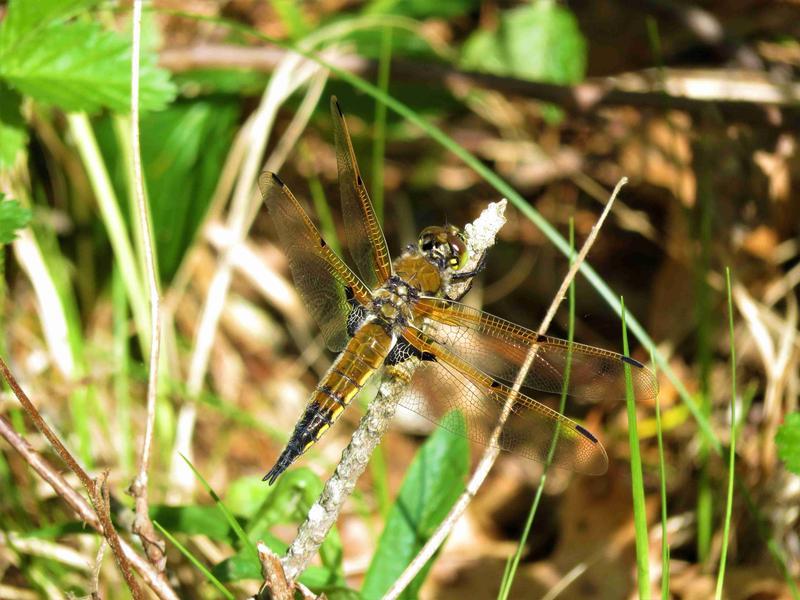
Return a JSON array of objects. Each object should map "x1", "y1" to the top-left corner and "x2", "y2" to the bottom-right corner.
[{"x1": 370, "y1": 276, "x2": 417, "y2": 328}]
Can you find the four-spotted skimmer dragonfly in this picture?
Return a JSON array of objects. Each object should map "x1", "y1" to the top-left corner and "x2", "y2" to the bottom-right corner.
[{"x1": 259, "y1": 97, "x2": 658, "y2": 485}]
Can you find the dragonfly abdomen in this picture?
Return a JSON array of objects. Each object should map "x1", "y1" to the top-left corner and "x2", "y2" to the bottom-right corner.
[{"x1": 263, "y1": 322, "x2": 393, "y2": 484}]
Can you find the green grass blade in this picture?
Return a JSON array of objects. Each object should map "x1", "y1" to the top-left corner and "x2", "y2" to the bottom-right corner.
[
  {"x1": 66, "y1": 113, "x2": 150, "y2": 356},
  {"x1": 498, "y1": 220, "x2": 576, "y2": 600},
  {"x1": 651, "y1": 347, "x2": 669, "y2": 600},
  {"x1": 622, "y1": 297, "x2": 651, "y2": 600},
  {"x1": 112, "y1": 265, "x2": 133, "y2": 474},
  {"x1": 179, "y1": 454, "x2": 256, "y2": 557},
  {"x1": 714, "y1": 267, "x2": 737, "y2": 599},
  {"x1": 154, "y1": 520, "x2": 235, "y2": 599},
  {"x1": 370, "y1": 24, "x2": 393, "y2": 223},
  {"x1": 695, "y1": 144, "x2": 714, "y2": 563}
]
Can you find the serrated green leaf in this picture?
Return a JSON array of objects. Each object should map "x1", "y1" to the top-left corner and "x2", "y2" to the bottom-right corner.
[
  {"x1": 0, "y1": 197, "x2": 32, "y2": 244},
  {"x1": 461, "y1": 1, "x2": 586, "y2": 84},
  {"x1": 362, "y1": 411, "x2": 469, "y2": 600},
  {"x1": 776, "y1": 412, "x2": 800, "y2": 474},
  {"x1": 0, "y1": 0, "x2": 102, "y2": 55},
  {"x1": 0, "y1": 21, "x2": 175, "y2": 113},
  {"x1": 0, "y1": 83, "x2": 27, "y2": 169}
]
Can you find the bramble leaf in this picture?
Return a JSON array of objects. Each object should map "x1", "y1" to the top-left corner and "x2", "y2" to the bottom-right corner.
[
  {"x1": 0, "y1": 0, "x2": 175, "y2": 113},
  {"x1": 461, "y1": 1, "x2": 586, "y2": 84}
]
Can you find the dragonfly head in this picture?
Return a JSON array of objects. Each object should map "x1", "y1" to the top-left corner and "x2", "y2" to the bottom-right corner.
[{"x1": 418, "y1": 225, "x2": 469, "y2": 271}]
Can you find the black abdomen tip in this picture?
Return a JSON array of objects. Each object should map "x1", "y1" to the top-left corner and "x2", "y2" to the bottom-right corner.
[{"x1": 263, "y1": 463, "x2": 286, "y2": 486}]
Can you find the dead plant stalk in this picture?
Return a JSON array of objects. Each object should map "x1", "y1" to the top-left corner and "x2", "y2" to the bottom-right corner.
[{"x1": 128, "y1": 0, "x2": 167, "y2": 570}]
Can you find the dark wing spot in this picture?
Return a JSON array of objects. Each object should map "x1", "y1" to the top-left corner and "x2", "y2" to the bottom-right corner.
[
  {"x1": 575, "y1": 424, "x2": 598, "y2": 443},
  {"x1": 621, "y1": 355, "x2": 644, "y2": 368},
  {"x1": 356, "y1": 174, "x2": 363, "y2": 186},
  {"x1": 536, "y1": 334, "x2": 547, "y2": 343},
  {"x1": 271, "y1": 172, "x2": 285, "y2": 187},
  {"x1": 490, "y1": 380, "x2": 501, "y2": 389},
  {"x1": 344, "y1": 286, "x2": 354, "y2": 300},
  {"x1": 333, "y1": 96, "x2": 343, "y2": 117},
  {"x1": 320, "y1": 238, "x2": 327, "y2": 248}
]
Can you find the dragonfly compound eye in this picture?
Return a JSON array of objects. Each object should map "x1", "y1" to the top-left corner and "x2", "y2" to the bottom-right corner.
[{"x1": 447, "y1": 233, "x2": 469, "y2": 271}]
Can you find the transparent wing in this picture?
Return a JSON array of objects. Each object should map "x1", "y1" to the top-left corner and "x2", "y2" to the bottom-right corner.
[
  {"x1": 259, "y1": 172, "x2": 371, "y2": 352},
  {"x1": 331, "y1": 97, "x2": 393, "y2": 289},
  {"x1": 395, "y1": 327, "x2": 608, "y2": 475},
  {"x1": 412, "y1": 297, "x2": 659, "y2": 402}
]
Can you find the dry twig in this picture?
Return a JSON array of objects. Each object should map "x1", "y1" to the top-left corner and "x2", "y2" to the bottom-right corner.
[
  {"x1": 160, "y1": 45, "x2": 800, "y2": 127},
  {"x1": 127, "y1": 0, "x2": 167, "y2": 570},
  {"x1": 0, "y1": 359, "x2": 160, "y2": 599},
  {"x1": 257, "y1": 542, "x2": 294, "y2": 600}
]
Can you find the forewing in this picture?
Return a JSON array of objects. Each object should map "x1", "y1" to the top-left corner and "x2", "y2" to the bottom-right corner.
[
  {"x1": 413, "y1": 297, "x2": 658, "y2": 402},
  {"x1": 259, "y1": 172, "x2": 371, "y2": 352},
  {"x1": 331, "y1": 97, "x2": 393, "y2": 289},
  {"x1": 395, "y1": 327, "x2": 608, "y2": 475}
]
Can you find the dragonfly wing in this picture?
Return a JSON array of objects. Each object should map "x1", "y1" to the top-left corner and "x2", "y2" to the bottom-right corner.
[
  {"x1": 260, "y1": 172, "x2": 372, "y2": 352},
  {"x1": 412, "y1": 297, "x2": 659, "y2": 402},
  {"x1": 331, "y1": 97, "x2": 393, "y2": 289},
  {"x1": 394, "y1": 327, "x2": 608, "y2": 475}
]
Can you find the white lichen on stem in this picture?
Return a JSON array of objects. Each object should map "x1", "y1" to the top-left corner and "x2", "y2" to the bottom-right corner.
[{"x1": 279, "y1": 200, "x2": 507, "y2": 581}]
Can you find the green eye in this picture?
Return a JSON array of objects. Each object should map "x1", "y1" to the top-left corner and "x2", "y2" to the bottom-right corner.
[{"x1": 448, "y1": 236, "x2": 469, "y2": 271}]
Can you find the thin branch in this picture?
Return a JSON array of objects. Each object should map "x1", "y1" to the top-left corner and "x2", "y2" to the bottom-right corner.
[
  {"x1": 279, "y1": 200, "x2": 508, "y2": 581},
  {"x1": 0, "y1": 358, "x2": 148, "y2": 599},
  {"x1": 383, "y1": 179, "x2": 626, "y2": 600},
  {"x1": 128, "y1": 0, "x2": 166, "y2": 570},
  {"x1": 257, "y1": 542, "x2": 293, "y2": 600},
  {"x1": 0, "y1": 412, "x2": 178, "y2": 600},
  {"x1": 160, "y1": 45, "x2": 800, "y2": 127}
]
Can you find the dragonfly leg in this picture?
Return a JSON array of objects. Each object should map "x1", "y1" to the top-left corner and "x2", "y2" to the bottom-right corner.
[{"x1": 446, "y1": 251, "x2": 487, "y2": 300}]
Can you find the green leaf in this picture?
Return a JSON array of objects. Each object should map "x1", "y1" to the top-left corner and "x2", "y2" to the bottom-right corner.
[
  {"x1": 0, "y1": 19, "x2": 175, "y2": 113},
  {"x1": 0, "y1": 0, "x2": 102, "y2": 55},
  {"x1": 362, "y1": 411, "x2": 469, "y2": 599},
  {"x1": 367, "y1": 0, "x2": 479, "y2": 19},
  {"x1": 0, "y1": 197, "x2": 32, "y2": 244},
  {"x1": 776, "y1": 412, "x2": 800, "y2": 474},
  {"x1": 149, "y1": 504, "x2": 242, "y2": 542},
  {"x1": 461, "y1": 1, "x2": 586, "y2": 84},
  {"x1": 0, "y1": 83, "x2": 26, "y2": 169},
  {"x1": 212, "y1": 545, "x2": 350, "y2": 596},
  {"x1": 138, "y1": 100, "x2": 237, "y2": 279}
]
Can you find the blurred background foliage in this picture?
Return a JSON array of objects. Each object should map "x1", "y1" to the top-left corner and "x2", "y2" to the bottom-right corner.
[{"x1": 0, "y1": 0, "x2": 799, "y2": 598}]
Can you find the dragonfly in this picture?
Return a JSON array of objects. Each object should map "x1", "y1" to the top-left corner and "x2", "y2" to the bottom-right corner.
[{"x1": 259, "y1": 97, "x2": 658, "y2": 485}]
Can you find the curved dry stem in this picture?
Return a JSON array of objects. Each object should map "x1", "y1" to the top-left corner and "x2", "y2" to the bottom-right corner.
[
  {"x1": 279, "y1": 200, "x2": 508, "y2": 581},
  {"x1": 0, "y1": 359, "x2": 162, "y2": 599},
  {"x1": 127, "y1": 0, "x2": 167, "y2": 571}
]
